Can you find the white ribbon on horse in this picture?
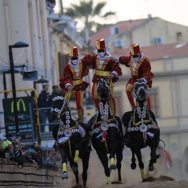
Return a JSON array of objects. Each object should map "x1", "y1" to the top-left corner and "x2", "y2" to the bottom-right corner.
[
  {"x1": 78, "y1": 124, "x2": 86, "y2": 138},
  {"x1": 58, "y1": 136, "x2": 69, "y2": 144}
]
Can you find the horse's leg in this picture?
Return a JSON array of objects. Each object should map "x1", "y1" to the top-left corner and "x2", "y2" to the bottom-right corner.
[
  {"x1": 134, "y1": 149, "x2": 146, "y2": 181},
  {"x1": 59, "y1": 148, "x2": 68, "y2": 179},
  {"x1": 68, "y1": 152, "x2": 79, "y2": 185},
  {"x1": 130, "y1": 149, "x2": 136, "y2": 169},
  {"x1": 81, "y1": 150, "x2": 90, "y2": 187},
  {"x1": 148, "y1": 144, "x2": 157, "y2": 171},
  {"x1": 96, "y1": 150, "x2": 111, "y2": 184},
  {"x1": 116, "y1": 149, "x2": 123, "y2": 183},
  {"x1": 108, "y1": 140, "x2": 117, "y2": 170}
]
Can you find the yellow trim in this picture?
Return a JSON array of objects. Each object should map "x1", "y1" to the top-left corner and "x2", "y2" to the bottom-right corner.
[
  {"x1": 62, "y1": 162, "x2": 67, "y2": 172},
  {"x1": 69, "y1": 48, "x2": 73, "y2": 57},
  {"x1": 130, "y1": 47, "x2": 134, "y2": 55},
  {"x1": 110, "y1": 157, "x2": 116, "y2": 166},
  {"x1": 74, "y1": 150, "x2": 79, "y2": 163},
  {"x1": 95, "y1": 70, "x2": 111, "y2": 77},
  {"x1": 72, "y1": 79, "x2": 83, "y2": 86},
  {"x1": 126, "y1": 84, "x2": 134, "y2": 92},
  {"x1": 96, "y1": 41, "x2": 100, "y2": 50}
]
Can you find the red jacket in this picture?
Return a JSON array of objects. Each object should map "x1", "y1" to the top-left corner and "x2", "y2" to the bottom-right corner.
[
  {"x1": 119, "y1": 55, "x2": 154, "y2": 87},
  {"x1": 59, "y1": 59, "x2": 89, "y2": 91},
  {"x1": 83, "y1": 53, "x2": 122, "y2": 83}
]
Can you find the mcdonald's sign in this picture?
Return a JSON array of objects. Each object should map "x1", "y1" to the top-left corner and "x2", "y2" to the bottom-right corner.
[
  {"x1": 2, "y1": 96, "x2": 34, "y2": 140},
  {"x1": 11, "y1": 98, "x2": 26, "y2": 113}
]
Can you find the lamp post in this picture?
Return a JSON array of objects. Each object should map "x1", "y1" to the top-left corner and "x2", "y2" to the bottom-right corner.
[{"x1": 9, "y1": 41, "x2": 29, "y2": 137}]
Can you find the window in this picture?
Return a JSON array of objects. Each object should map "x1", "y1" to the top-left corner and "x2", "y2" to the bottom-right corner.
[
  {"x1": 113, "y1": 38, "x2": 124, "y2": 48},
  {"x1": 110, "y1": 26, "x2": 119, "y2": 35},
  {"x1": 153, "y1": 36, "x2": 164, "y2": 45},
  {"x1": 176, "y1": 32, "x2": 183, "y2": 43},
  {"x1": 150, "y1": 88, "x2": 160, "y2": 117}
]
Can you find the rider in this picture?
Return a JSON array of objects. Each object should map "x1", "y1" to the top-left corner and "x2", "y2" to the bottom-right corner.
[
  {"x1": 83, "y1": 38, "x2": 122, "y2": 116},
  {"x1": 119, "y1": 43, "x2": 154, "y2": 110},
  {"x1": 59, "y1": 46, "x2": 90, "y2": 122}
]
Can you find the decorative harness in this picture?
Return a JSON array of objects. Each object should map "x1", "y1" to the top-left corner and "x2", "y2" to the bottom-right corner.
[
  {"x1": 90, "y1": 101, "x2": 119, "y2": 142},
  {"x1": 127, "y1": 101, "x2": 159, "y2": 143},
  {"x1": 52, "y1": 96, "x2": 85, "y2": 146}
]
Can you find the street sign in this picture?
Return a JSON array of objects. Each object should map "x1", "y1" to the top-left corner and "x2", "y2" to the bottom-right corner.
[{"x1": 2, "y1": 96, "x2": 35, "y2": 140}]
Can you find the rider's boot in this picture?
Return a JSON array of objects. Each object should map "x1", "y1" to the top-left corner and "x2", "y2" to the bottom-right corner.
[{"x1": 77, "y1": 108, "x2": 83, "y2": 123}]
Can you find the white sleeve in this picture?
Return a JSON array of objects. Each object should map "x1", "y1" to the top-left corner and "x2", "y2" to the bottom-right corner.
[
  {"x1": 65, "y1": 83, "x2": 72, "y2": 88},
  {"x1": 112, "y1": 71, "x2": 118, "y2": 77}
]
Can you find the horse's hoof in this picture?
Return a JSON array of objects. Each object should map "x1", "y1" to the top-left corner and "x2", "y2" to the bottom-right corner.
[
  {"x1": 72, "y1": 166, "x2": 78, "y2": 172},
  {"x1": 156, "y1": 154, "x2": 160, "y2": 159},
  {"x1": 62, "y1": 172, "x2": 68, "y2": 179},
  {"x1": 110, "y1": 158, "x2": 116, "y2": 170},
  {"x1": 112, "y1": 181, "x2": 122, "y2": 184},
  {"x1": 131, "y1": 163, "x2": 136, "y2": 169},
  {"x1": 106, "y1": 177, "x2": 111, "y2": 184},
  {"x1": 110, "y1": 164, "x2": 117, "y2": 170},
  {"x1": 148, "y1": 165, "x2": 154, "y2": 171}
]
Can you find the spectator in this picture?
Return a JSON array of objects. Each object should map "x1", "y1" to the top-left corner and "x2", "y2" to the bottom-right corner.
[{"x1": 38, "y1": 84, "x2": 50, "y2": 132}]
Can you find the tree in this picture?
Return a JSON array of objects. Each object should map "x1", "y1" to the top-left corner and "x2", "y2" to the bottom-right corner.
[{"x1": 65, "y1": 0, "x2": 115, "y2": 44}]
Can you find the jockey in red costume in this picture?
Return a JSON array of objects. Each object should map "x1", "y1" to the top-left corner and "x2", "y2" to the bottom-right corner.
[
  {"x1": 59, "y1": 47, "x2": 90, "y2": 122},
  {"x1": 119, "y1": 44, "x2": 154, "y2": 110},
  {"x1": 83, "y1": 39, "x2": 122, "y2": 116}
]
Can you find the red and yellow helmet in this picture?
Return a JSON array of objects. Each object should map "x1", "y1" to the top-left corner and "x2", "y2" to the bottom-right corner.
[
  {"x1": 69, "y1": 46, "x2": 79, "y2": 57},
  {"x1": 96, "y1": 39, "x2": 106, "y2": 50},
  {"x1": 130, "y1": 43, "x2": 141, "y2": 56}
]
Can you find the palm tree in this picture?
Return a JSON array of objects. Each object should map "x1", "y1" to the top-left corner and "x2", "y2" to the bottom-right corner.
[{"x1": 65, "y1": 0, "x2": 115, "y2": 44}]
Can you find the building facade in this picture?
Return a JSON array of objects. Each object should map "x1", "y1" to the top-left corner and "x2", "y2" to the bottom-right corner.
[{"x1": 90, "y1": 17, "x2": 188, "y2": 51}]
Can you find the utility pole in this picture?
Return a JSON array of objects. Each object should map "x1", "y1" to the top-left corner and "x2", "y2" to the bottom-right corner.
[{"x1": 8, "y1": 42, "x2": 29, "y2": 137}]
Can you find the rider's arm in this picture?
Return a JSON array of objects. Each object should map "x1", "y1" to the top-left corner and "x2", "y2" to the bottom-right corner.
[
  {"x1": 109, "y1": 57, "x2": 122, "y2": 80},
  {"x1": 119, "y1": 56, "x2": 131, "y2": 67},
  {"x1": 59, "y1": 65, "x2": 73, "y2": 91}
]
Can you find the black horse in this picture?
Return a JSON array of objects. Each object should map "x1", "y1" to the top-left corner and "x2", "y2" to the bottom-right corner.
[
  {"x1": 88, "y1": 78, "x2": 124, "y2": 184},
  {"x1": 51, "y1": 90, "x2": 91, "y2": 187},
  {"x1": 122, "y1": 80, "x2": 160, "y2": 181}
]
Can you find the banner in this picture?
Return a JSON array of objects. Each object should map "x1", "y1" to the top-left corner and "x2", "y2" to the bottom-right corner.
[{"x1": 3, "y1": 96, "x2": 34, "y2": 140}]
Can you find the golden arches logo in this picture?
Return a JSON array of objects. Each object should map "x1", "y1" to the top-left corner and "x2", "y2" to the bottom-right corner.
[{"x1": 11, "y1": 99, "x2": 26, "y2": 113}]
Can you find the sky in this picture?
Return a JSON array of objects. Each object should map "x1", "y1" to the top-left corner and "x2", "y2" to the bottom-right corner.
[{"x1": 60, "y1": 0, "x2": 188, "y2": 27}]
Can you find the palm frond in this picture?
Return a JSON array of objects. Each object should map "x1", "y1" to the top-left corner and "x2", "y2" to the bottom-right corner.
[
  {"x1": 92, "y1": 2, "x2": 106, "y2": 16},
  {"x1": 102, "y1": 11, "x2": 115, "y2": 18}
]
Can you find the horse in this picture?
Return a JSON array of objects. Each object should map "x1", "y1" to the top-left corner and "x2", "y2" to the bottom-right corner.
[
  {"x1": 122, "y1": 80, "x2": 160, "y2": 181},
  {"x1": 87, "y1": 78, "x2": 124, "y2": 184},
  {"x1": 50, "y1": 90, "x2": 91, "y2": 187}
]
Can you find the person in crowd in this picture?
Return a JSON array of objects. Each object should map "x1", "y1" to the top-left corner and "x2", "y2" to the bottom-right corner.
[
  {"x1": 83, "y1": 38, "x2": 122, "y2": 116},
  {"x1": 119, "y1": 43, "x2": 154, "y2": 110},
  {"x1": 59, "y1": 47, "x2": 90, "y2": 122},
  {"x1": 37, "y1": 84, "x2": 51, "y2": 132}
]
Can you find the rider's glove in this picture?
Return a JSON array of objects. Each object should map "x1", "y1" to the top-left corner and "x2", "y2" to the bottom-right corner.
[
  {"x1": 111, "y1": 71, "x2": 118, "y2": 77},
  {"x1": 65, "y1": 83, "x2": 72, "y2": 92}
]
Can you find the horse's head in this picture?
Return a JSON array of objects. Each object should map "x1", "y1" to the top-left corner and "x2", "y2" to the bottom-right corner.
[
  {"x1": 50, "y1": 90, "x2": 68, "y2": 120},
  {"x1": 133, "y1": 80, "x2": 149, "y2": 103},
  {"x1": 97, "y1": 78, "x2": 110, "y2": 100}
]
